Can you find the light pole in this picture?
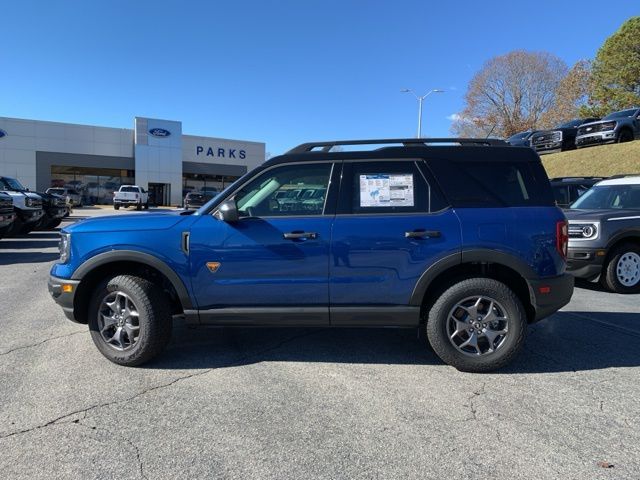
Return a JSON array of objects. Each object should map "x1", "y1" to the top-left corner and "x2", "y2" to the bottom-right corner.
[{"x1": 400, "y1": 88, "x2": 445, "y2": 138}]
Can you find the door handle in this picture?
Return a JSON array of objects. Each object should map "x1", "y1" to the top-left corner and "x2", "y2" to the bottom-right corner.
[
  {"x1": 283, "y1": 231, "x2": 318, "y2": 240},
  {"x1": 405, "y1": 229, "x2": 441, "y2": 239}
]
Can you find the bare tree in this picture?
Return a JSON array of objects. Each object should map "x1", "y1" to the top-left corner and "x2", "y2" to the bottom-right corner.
[
  {"x1": 540, "y1": 60, "x2": 594, "y2": 127},
  {"x1": 451, "y1": 51, "x2": 567, "y2": 138}
]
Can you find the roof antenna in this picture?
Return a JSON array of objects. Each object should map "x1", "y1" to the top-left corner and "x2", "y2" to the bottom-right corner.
[{"x1": 485, "y1": 124, "x2": 497, "y2": 139}]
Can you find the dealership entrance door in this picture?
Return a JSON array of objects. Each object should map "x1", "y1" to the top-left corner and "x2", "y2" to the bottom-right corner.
[{"x1": 148, "y1": 183, "x2": 170, "y2": 206}]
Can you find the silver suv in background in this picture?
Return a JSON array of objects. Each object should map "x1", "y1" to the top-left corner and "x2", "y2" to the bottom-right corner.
[
  {"x1": 46, "y1": 187, "x2": 83, "y2": 207},
  {"x1": 575, "y1": 107, "x2": 640, "y2": 148}
]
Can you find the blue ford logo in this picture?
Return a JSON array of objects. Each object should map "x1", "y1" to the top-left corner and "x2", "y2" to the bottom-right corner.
[
  {"x1": 0, "y1": 129, "x2": 6, "y2": 139},
  {"x1": 149, "y1": 128, "x2": 171, "y2": 138}
]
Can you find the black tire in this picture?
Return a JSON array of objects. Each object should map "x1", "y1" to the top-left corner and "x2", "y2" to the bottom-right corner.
[
  {"x1": 144, "y1": 202, "x2": 149, "y2": 210},
  {"x1": 114, "y1": 204, "x2": 120, "y2": 210},
  {"x1": 617, "y1": 129, "x2": 634, "y2": 143},
  {"x1": 88, "y1": 274, "x2": 173, "y2": 366},
  {"x1": 600, "y1": 243, "x2": 640, "y2": 294},
  {"x1": 6, "y1": 217, "x2": 24, "y2": 237},
  {"x1": 48, "y1": 218, "x2": 62, "y2": 229},
  {"x1": 426, "y1": 278, "x2": 527, "y2": 373},
  {"x1": 136, "y1": 203, "x2": 142, "y2": 211}
]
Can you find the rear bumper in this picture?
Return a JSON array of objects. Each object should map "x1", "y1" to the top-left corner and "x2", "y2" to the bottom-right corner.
[
  {"x1": 528, "y1": 274, "x2": 574, "y2": 321},
  {"x1": 566, "y1": 247, "x2": 606, "y2": 280},
  {"x1": 48, "y1": 275, "x2": 81, "y2": 323}
]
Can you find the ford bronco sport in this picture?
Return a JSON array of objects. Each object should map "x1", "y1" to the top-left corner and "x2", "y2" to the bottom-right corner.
[
  {"x1": 565, "y1": 175, "x2": 640, "y2": 293},
  {"x1": 48, "y1": 138, "x2": 573, "y2": 372}
]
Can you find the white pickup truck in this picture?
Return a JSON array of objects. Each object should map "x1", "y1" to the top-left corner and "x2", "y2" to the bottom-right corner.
[{"x1": 113, "y1": 185, "x2": 149, "y2": 210}]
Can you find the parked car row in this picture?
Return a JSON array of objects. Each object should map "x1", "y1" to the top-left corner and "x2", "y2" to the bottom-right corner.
[
  {"x1": 507, "y1": 107, "x2": 640, "y2": 154},
  {"x1": 0, "y1": 176, "x2": 72, "y2": 239}
]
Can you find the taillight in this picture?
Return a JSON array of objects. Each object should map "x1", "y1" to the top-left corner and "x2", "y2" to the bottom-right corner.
[{"x1": 556, "y1": 220, "x2": 568, "y2": 260}]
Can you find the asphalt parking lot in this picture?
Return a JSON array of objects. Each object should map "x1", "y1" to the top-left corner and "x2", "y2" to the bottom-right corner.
[{"x1": 0, "y1": 207, "x2": 639, "y2": 479}]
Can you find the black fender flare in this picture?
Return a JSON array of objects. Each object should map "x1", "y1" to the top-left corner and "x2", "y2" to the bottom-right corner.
[
  {"x1": 606, "y1": 228, "x2": 640, "y2": 251},
  {"x1": 409, "y1": 249, "x2": 537, "y2": 306},
  {"x1": 72, "y1": 250, "x2": 193, "y2": 309}
]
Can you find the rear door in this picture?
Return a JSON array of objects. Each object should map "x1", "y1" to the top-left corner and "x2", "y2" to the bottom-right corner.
[{"x1": 329, "y1": 159, "x2": 461, "y2": 325}]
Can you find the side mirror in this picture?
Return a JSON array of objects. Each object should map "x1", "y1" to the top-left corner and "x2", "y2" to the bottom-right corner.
[{"x1": 215, "y1": 198, "x2": 239, "y2": 222}]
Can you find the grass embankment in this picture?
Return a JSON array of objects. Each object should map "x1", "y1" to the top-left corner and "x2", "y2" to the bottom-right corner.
[{"x1": 541, "y1": 141, "x2": 640, "y2": 178}]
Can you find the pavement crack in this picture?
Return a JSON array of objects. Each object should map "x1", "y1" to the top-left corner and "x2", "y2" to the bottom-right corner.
[
  {"x1": 0, "y1": 330, "x2": 85, "y2": 356},
  {"x1": 0, "y1": 329, "x2": 321, "y2": 441},
  {"x1": 467, "y1": 382, "x2": 486, "y2": 421},
  {"x1": 73, "y1": 419, "x2": 147, "y2": 480}
]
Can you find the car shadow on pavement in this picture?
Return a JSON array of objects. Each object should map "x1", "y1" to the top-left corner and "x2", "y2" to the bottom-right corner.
[
  {"x1": 149, "y1": 310, "x2": 640, "y2": 374},
  {"x1": 0, "y1": 251, "x2": 60, "y2": 264},
  {"x1": 0, "y1": 239, "x2": 61, "y2": 249},
  {"x1": 574, "y1": 278, "x2": 608, "y2": 293}
]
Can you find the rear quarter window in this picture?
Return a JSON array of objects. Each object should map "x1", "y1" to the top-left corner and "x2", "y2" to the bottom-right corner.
[{"x1": 428, "y1": 159, "x2": 554, "y2": 207}]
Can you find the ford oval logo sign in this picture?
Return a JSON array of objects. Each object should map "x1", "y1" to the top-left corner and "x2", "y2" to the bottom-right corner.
[
  {"x1": 0, "y1": 129, "x2": 6, "y2": 139},
  {"x1": 149, "y1": 128, "x2": 171, "y2": 138}
]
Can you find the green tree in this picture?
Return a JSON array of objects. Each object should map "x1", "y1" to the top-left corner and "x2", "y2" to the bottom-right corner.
[{"x1": 590, "y1": 16, "x2": 640, "y2": 114}]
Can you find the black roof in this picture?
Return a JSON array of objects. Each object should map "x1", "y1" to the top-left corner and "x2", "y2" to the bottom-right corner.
[{"x1": 266, "y1": 138, "x2": 537, "y2": 167}]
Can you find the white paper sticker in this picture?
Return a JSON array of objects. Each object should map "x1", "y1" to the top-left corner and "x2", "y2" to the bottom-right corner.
[{"x1": 359, "y1": 174, "x2": 414, "y2": 207}]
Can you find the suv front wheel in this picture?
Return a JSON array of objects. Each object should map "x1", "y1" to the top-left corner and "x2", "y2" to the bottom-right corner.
[
  {"x1": 600, "y1": 243, "x2": 640, "y2": 294},
  {"x1": 426, "y1": 278, "x2": 527, "y2": 373},
  {"x1": 88, "y1": 274, "x2": 173, "y2": 366}
]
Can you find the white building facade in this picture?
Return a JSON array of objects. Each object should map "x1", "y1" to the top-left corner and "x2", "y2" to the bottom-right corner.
[{"x1": 0, "y1": 116, "x2": 265, "y2": 205}]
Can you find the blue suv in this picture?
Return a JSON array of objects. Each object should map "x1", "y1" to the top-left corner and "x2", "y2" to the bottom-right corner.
[{"x1": 48, "y1": 138, "x2": 573, "y2": 372}]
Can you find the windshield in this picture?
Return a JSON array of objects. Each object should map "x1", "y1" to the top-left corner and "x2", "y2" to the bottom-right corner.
[
  {"x1": 0, "y1": 177, "x2": 26, "y2": 191},
  {"x1": 571, "y1": 184, "x2": 640, "y2": 210},
  {"x1": 603, "y1": 109, "x2": 638, "y2": 120},
  {"x1": 48, "y1": 188, "x2": 64, "y2": 194},
  {"x1": 508, "y1": 132, "x2": 530, "y2": 141}
]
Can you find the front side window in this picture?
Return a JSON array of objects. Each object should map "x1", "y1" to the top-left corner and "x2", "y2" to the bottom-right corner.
[
  {"x1": 571, "y1": 185, "x2": 640, "y2": 210},
  {"x1": 234, "y1": 163, "x2": 332, "y2": 217}
]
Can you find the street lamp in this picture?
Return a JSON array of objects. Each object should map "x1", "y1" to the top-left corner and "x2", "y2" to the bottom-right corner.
[{"x1": 400, "y1": 88, "x2": 445, "y2": 138}]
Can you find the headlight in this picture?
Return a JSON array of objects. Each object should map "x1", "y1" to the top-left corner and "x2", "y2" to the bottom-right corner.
[
  {"x1": 568, "y1": 222, "x2": 599, "y2": 239},
  {"x1": 601, "y1": 121, "x2": 616, "y2": 131},
  {"x1": 59, "y1": 233, "x2": 71, "y2": 263},
  {"x1": 25, "y1": 197, "x2": 34, "y2": 207}
]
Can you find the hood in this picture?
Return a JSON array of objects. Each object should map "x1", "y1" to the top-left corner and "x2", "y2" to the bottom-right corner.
[
  {"x1": 565, "y1": 208, "x2": 640, "y2": 221},
  {"x1": 65, "y1": 210, "x2": 193, "y2": 234}
]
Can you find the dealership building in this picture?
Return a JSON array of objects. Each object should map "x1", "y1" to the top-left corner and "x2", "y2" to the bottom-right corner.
[{"x1": 0, "y1": 116, "x2": 266, "y2": 205}]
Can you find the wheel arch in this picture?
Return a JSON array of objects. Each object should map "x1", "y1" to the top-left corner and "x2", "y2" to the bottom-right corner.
[
  {"x1": 411, "y1": 250, "x2": 537, "y2": 323},
  {"x1": 71, "y1": 250, "x2": 192, "y2": 324}
]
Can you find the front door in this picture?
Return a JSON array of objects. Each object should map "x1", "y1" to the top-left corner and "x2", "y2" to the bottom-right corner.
[
  {"x1": 329, "y1": 160, "x2": 461, "y2": 323},
  {"x1": 188, "y1": 162, "x2": 337, "y2": 325}
]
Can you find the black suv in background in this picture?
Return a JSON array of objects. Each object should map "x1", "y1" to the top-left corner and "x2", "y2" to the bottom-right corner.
[
  {"x1": 184, "y1": 191, "x2": 214, "y2": 210},
  {"x1": 549, "y1": 177, "x2": 606, "y2": 208},
  {"x1": 0, "y1": 192, "x2": 16, "y2": 239},
  {"x1": 576, "y1": 108, "x2": 640, "y2": 148},
  {"x1": 530, "y1": 118, "x2": 600, "y2": 154},
  {"x1": 35, "y1": 191, "x2": 68, "y2": 230},
  {"x1": 506, "y1": 130, "x2": 538, "y2": 147}
]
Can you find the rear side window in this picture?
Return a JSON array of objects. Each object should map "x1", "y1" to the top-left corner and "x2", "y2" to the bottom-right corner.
[
  {"x1": 428, "y1": 159, "x2": 554, "y2": 207},
  {"x1": 120, "y1": 187, "x2": 139, "y2": 193},
  {"x1": 338, "y1": 160, "x2": 447, "y2": 214}
]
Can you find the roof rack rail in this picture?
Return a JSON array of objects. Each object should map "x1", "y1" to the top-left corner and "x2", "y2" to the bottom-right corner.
[
  {"x1": 286, "y1": 138, "x2": 507, "y2": 154},
  {"x1": 608, "y1": 173, "x2": 640, "y2": 179},
  {"x1": 549, "y1": 176, "x2": 607, "y2": 181}
]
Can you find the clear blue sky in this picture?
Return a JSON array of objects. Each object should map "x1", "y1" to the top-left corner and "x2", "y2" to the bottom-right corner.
[{"x1": 1, "y1": 1, "x2": 637, "y2": 155}]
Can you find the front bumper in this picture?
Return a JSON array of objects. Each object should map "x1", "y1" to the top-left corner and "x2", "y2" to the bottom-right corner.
[
  {"x1": 0, "y1": 211, "x2": 16, "y2": 228},
  {"x1": 575, "y1": 131, "x2": 616, "y2": 148},
  {"x1": 17, "y1": 208, "x2": 45, "y2": 224},
  {"x1": 566, "y1": 247, "x2": 606, "y2": 280},
  {"x1": 48, "y1": 275, "x2": 81, "y2": 322},
  {"x1": 528, "y1": 274, "x2": 574, "y2": 321},
  {"x1": 45, "y1": 207, "x2": 68, "y2": 219}
]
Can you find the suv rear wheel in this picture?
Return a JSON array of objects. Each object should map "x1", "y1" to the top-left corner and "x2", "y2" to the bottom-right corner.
[
  {"x1": 426, "y1": 278, "x2": 527, "y2": 373},
  {"x1": 88, "y1": 274, "x2": 173, "y2": 366},
  {"x1": 600, "y1": 243, "x2": 640, "y2": 294},
  {"x1": 618, "y1": 129, "x2": 634, "y2": 143}
]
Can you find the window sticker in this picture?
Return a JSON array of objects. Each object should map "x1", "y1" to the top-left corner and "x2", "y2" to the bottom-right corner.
[{"x1": 359, "y1": 174, "x2": 414, "y2": 207}]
